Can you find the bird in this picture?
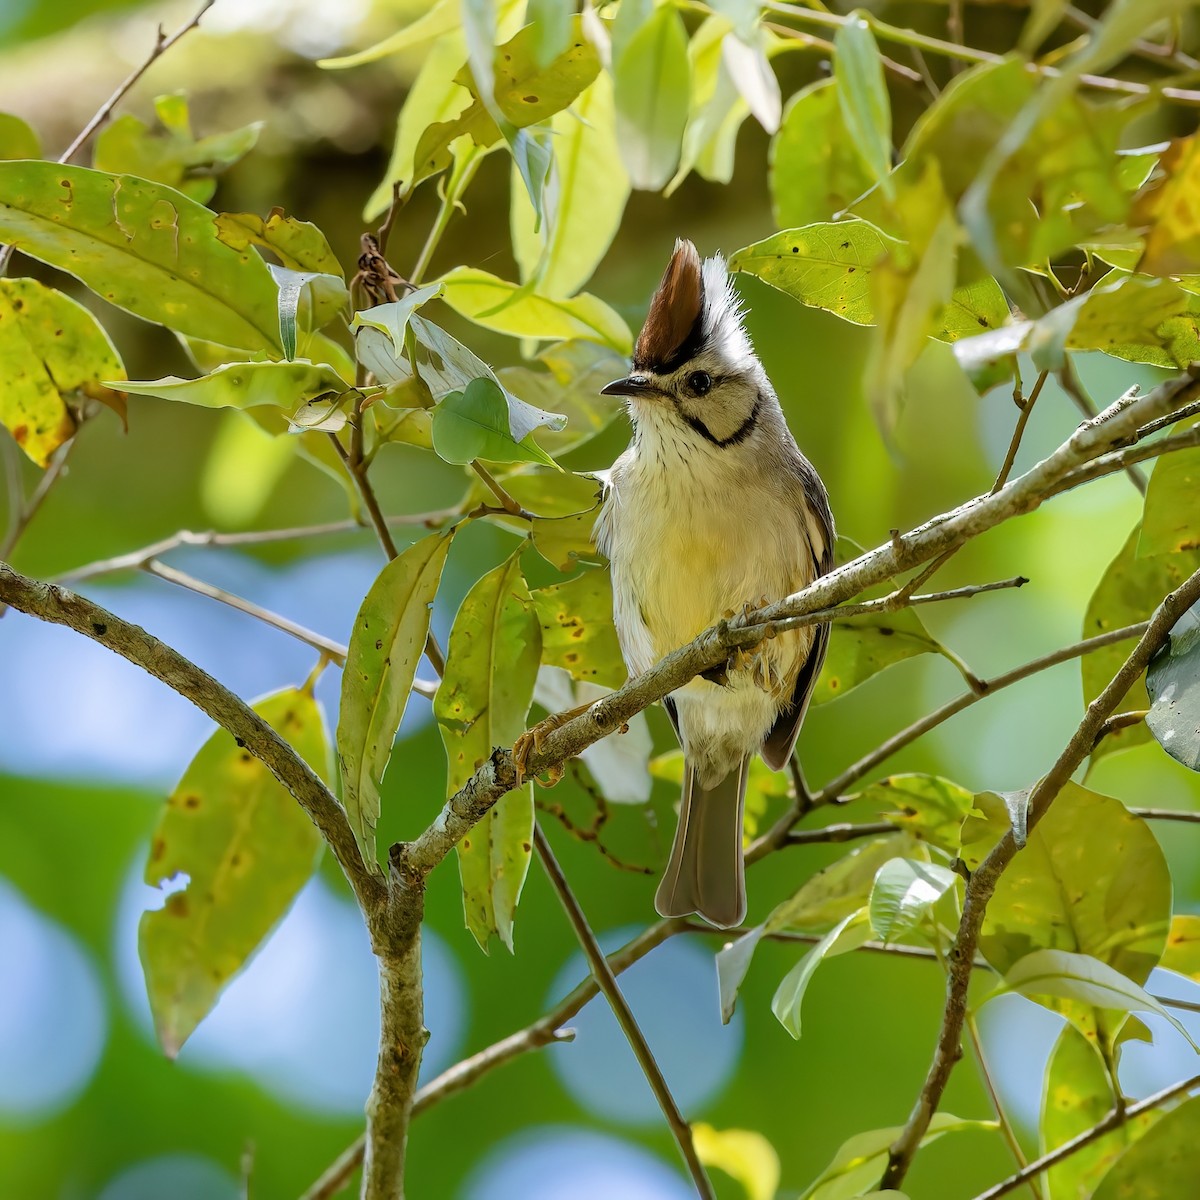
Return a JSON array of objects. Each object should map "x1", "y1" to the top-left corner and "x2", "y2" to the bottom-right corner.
[{"x1": 594, "y1": 238, "x2": 835, "y2": 929}]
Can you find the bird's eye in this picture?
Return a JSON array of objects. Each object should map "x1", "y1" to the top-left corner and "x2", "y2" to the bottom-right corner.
[{"x1": 688, "y1": 371, "x2": 712, "y2": 396}]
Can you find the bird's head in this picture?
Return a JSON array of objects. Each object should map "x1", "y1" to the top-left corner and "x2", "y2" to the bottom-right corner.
[{"x1": 601, "y1": 238, "x2": 766, "y2": 449}]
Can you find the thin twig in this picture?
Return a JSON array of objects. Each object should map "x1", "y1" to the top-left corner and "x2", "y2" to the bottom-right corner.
[
  {"x1": 879, "y1": 565, "x2": 1200, "y2": 1191},
  {"x1": 1132, "y1": 806, "x2": 1200, "y2": 823},
  {"x1": 533, "y1": 825, "x2": 715, "y2": 1199},
  {"x1": 761, "y1": 0, "x2": 1200, "y2": 105},
  {"x1": 1090, "y1": 708, "x2": 1149, "y2": 750},
  {"x1": 0, "y1": 437, "x2": 76, "y2": 559},
  {"x1": 1063, "y1": 5, "x2": 1200, "y2": 70},
  {"x1": 0, "y1": 0, "x2": 215, "y2": 276},
  {"x1": 141, "y1": 559, "x2": 350, "y2": 666},
  {"x1": 783, "y1": 820, "x2": 899, "y2": 847},
  {"x1": 971, "y1": 1071, "x2": 1200, "y2": 1200},
  {"x1": 992, "y1": 371, "x2": 1049, "y2": 495},
  {"x1": 965, "y1": 1012, "x2": 1041, "y2": 1199},
  {"x1": 55, "y1": 510, "x2": 467, "y2": 585},
  {"x1": 471, "y1": 461, "x2": 533, "y2": 519},
  {"x1": 61, "y1": 1, "x2": 216, "y2": 163}
]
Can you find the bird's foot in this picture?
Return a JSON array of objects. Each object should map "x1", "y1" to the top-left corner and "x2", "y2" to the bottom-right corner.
[{"x1": 512, "y1": 700, "x2": 593, "y2": 785}]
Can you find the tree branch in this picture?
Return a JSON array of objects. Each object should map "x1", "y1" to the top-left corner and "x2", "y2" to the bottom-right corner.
[
  {"x1": 971, "y1": 1070, "x2": 1200, "y2": 1200},
  {"x1": 401, "y1": 368, "x2": 1200, "y2": 879},
  {"x1": 878, "y1": 564, "x2": 1200, "y2": 1191},
  {"x1": 0, "y1": 562, "x2": 382, "y2": 914},
  {"x1": 533, "y1": 825, "x2": 715, "y2": 1198}
]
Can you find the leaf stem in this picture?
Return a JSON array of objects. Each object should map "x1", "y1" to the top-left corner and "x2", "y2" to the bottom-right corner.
[
  {"x1": 533, "y1": 824, "x2": 716, "y2": 1199},
  {"x1": 410, "y1": 152, "x2": 485, "y2": 285},
  {"x1": 471, "y1": 461, "x2": 534, "y2": 519}
]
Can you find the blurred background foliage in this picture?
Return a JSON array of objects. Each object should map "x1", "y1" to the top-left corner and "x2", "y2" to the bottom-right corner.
[{"x1": 2, "y1": 1, "x2": 1200, "y2": 1199}]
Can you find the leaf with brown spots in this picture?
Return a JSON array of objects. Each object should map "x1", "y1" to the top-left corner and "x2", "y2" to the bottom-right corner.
[
  {"x1": 337, "y1": 529, "x2": 455, "y2": 869},
  {"x1": 531, "y1": 566, "x2": 626, "y2": 689},
  {"x1": 0, "y1": 278, "x2": 125, "y2": 466},
  {"x1": 0, "y1": 161, "x2": 282, "y2": 352},
  {"x1": 139, "y1": 688, "x2": 331, "y2": 1058},
  {"x1": 435, "y1": 546, "x2": 540, "y2": 951}
]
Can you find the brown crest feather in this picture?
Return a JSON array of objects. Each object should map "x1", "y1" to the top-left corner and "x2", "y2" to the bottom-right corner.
[{"x1": 634, "y1": 238, "x2": 704, "y2": 371}]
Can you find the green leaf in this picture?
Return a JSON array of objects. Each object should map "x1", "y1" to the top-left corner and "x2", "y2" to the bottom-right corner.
[
  {"x1": 1083, "y1": 524, "x2": 1200, "y2": 760},
  {"x1": 1141, "y1": 416, "x2": 1200, "y2": 556},
  {"x1": 772, "y1": 910, "x2": 871, "y2": 1040},
  {"x1": 1161, "y1": 913, "x2": 1200, "y2": 981},
  {"x1": 318, "y1": 0, "x2": 459, "y2": 68},
  {"x1": 436, "y1": 266, "x2": 631, "y2": 352},
  {"x1": 766, "y1": 834, "x2": 915, "y2": 933},
  {"x1": 139, "y1": 688, "x2": 329, "y2": 1057},
  {"x1": 530, "y1": 505, "x2": 605, "y2": 574},
  {"x1": 500, "y1": 466, "x2": 605, "y2": 516},
  {"x1": 353, "y1": 298, "x2": 567, "y2": 444},
  {"x1": 801, "y1": 1115, "x2": 998, "y2": 1200},
  {"x1": 868, "y1": 858, "x2": 957, "y2": 944},
  {"x1": 93, "y1": 96, "x2": 260, "y2": 204},
  {"x1": 613, "y1": 4, "x2": 690, "y2": 191},
  {"x1": 723, "y1": 28, "x2": 782, "y2": 135},
  {"x1": 0, "y1": 113, "x2": 40, "y2": 160},
  {"x1": 498, "y1": 340, "x2": 628, "y2": 455},
  {"x1": 526, "y1": 0, "x2": 573, "y2": 69},
  {"x1": 432, "y1": 377, "x2": 560, "y2": 470},
  {"x1": 337, "y1": 530, "x2": 454, "y2": 868},
  {"x1": 0, "y1": 162, "x2": 283, "y2": 353},
  {"x1": 716, "y1": 924, "x2": 766, "y2": 1025},
  {"x1": 692, "y1": 1123, "x2": 780, "y2": 1200},
  {"x1": 833, "y1": 13, "x2": 892, "y2": 194},
  {"x1": 980, "y1": 782, "x2": 1171, "y2": 991},
  {"x1": 770, "y1": 79, "x2": 874, "y2": 229},
  {"x1": 814, "y1": 603, "x2": 950, "y2": 706},
  {"x1": 1146, "y1": 597, "x2": 1200, "y2": 769},
  {"x1": 510, "y1": 72, "x2": 629, "y2": 299},
  {"x1": 436, "y1": 548, "x2": 541, "y2": 951},
  {"x1": 1092, "y1": 1095, "x2": 1200, "y2": 1200},
  {"x1": 851, "y1": 773, "x2": 975, "y2": 855},
  {"x1": 730, "y1": 221, "x2": 899, "y2": 327},
  {"x1": 1001, "y1": 948, "x2": 1196, "y2": 1046},
  {"x1": 1041, "y1": 1023, "x2": 1156, "y2": 1200},
  {"x1": 0, "y1": 277, "x2": 124, "y2": 466},
  {"x1": 119, "y1": 360, "x2": 350, "y2": 418},
  {"x1": 531, "y1": 567, "x2": 626, "y2": 688}
]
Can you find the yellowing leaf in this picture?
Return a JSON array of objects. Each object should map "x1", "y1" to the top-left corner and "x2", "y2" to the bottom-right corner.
[
  {"x1": 436, "y1": 548, "x2": 541, "y2": 951},
  {"x1": 1161, "y1": 913, "x2": 1200, "y2": 981},
  {"x1": 981, "y1": 783, "x2": 1170, "y2": 994},
  {"x1": 1135, "y1": 134, "x2": 1200, "y2": 276},
  {"x1": 338, "y1": 530, "x2": 454, "y2": 868},
  {"x1": 1041, "y1": 1023, "x2": 1156, "y2": 1200},
  {"x1": 693, "y1": 1124, "x2": 780, "y2": 1200},
  {"x1": 0, "y1": 277, "x2": 125, "y2": 466},
  {"x1": 119, "y1": 360, "x2": 350, "y2": 415},
  {"x1": 436, "y1": 266, "x2": 631, "y2": 352},
  {"x1": 0, "y1": 162, "x2": 283, "y2": 353},
  {"x1": 531, "y1": 567, "x2": 626, "y2": 688},
  {"x1": 1092, "y1": 1095, "x2": 1200, "y2": 1200},
  {"x1": 139, "y1": 688, "x2": 329, "y2": 1057},
  {"x1": 0, "y1": 112, "x2": 40, "y2": 160}
]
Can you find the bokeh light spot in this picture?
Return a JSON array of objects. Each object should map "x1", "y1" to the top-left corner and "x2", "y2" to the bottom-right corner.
[
  {"x1": 0, "y1": 877, "x2": 107, "y2": 1123},
  {"x1": 546, "y1": 930, "x2": 742, "y2": 1124}
]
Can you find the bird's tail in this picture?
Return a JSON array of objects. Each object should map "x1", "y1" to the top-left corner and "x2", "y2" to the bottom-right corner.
[{"x1": 654, "y1": 756, "x2": 749, "y2": 929}]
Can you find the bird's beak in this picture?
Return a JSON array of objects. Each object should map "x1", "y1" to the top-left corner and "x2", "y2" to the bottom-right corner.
[{"x1": 600, "y1": 375, "x2": 659, "y2": 398}]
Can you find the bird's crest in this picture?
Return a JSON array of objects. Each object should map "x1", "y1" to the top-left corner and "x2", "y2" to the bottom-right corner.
[{"x1": 634, "y1": 238, "x2": 750, "y2": 372}]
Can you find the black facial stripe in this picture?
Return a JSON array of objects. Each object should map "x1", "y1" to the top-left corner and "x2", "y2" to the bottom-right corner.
[
  {"x1": 633, "y1": 309, "x2": 706, "y2": 373},
  {"x1": 682, "y1": 395, "x2": 761, "y2": 449}
]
